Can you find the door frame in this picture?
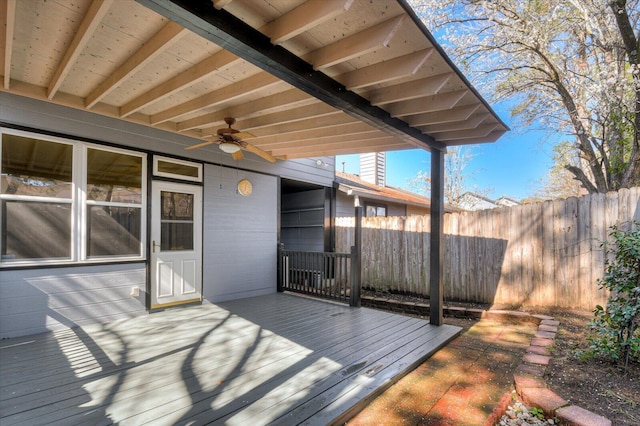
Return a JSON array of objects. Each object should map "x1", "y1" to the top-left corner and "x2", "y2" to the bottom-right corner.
[{"x1": 149, "y1": 180, "x2": 203, "y2": 310}]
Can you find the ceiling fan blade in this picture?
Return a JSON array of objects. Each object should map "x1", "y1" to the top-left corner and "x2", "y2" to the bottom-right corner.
[
  {"x1": 185, "y1": 140, "x2": 215, "y2": 150},
  {"x1": 231, "y1": 150, "x2": 244, "y2": 161},
  {"x1": 233, "y1": 131, "x2": 256, "y2": 140},
  {"x1": 243, "y1": 142, "x2": 276, "y2": 163}
]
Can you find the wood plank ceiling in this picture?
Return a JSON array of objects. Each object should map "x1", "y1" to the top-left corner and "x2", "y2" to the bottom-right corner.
[{"x1": 1, "y1": 0, "x2": 508, "y2": 162}]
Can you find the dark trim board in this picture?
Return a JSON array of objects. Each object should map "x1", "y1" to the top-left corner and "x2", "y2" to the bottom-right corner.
[{"x1": 0, "y1": 293, "x2": 460, "y2": 425}]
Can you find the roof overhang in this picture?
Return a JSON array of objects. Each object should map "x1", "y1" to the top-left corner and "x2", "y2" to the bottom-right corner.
[
  {"x1": 1, "y1": 0, "x2": 508, "y2": 161},
  {"x1": 337, "y1": 182, "x2": 431, "y2": 209}
]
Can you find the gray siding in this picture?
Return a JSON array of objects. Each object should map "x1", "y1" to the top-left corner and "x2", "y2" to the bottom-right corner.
[
  {"x1": 0, "y1": 92, "x2": 335, "y2": 187},
  {"x1": 202, "y1": 164, "x2": 278, "y2": 302},
  {"x1": 0, "y1": 91, "x2": 330, "y2": 336},
  {"x1": 336, "y1": 192, "x2": 357, "y2": 218},
  {"x1": 0, "y1": 264, "x2": 146, "y2": 339}
]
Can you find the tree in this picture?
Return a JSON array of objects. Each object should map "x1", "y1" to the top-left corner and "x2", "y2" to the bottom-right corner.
[
  {"x1": 530, "y1": 141, "x2": 584, "y2": 200},
  {"x1": 408, "y1": 145, "x2": 493, "y2": 207},
  {"x1": 411, "y1": 0, "x2": 640, "y2": 193}
]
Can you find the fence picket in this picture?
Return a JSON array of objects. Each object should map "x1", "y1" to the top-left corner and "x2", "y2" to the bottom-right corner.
[{"x1": 334, "y1": 188, "x2": 639, "y2": 309}]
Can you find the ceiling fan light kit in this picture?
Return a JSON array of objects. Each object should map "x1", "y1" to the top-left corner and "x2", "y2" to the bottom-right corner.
[
  {"x1": 185, "y1": 117, "x2": 275, "y2": 163},
  {"x1": 219, "y1": 142, "x2": 241, "y2": 153}
]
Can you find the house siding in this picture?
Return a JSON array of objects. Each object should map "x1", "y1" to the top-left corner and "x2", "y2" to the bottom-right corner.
[
  {"x1": 336, "y1": 192, "x2": 408, "y2": 218},
  {"x1": 0, "y1": 264, "x2": 146, "y2": 339},
  {"x1": 202, "y1": 165, "x2": 278, "y2": 302},
  {"x1": 406, "y1": 205, "x2": 431, "y2": 216}
]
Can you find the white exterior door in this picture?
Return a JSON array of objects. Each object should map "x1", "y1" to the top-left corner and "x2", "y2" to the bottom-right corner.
[{"x1": 151, "y1": 181, "x2": 202, "y2": 309}]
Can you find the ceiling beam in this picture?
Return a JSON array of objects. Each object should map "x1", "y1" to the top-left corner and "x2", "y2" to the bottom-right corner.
[
  {"x1": 270, "y1": 136, "x2": 399, "y2": 157},
  {"x1": 235, "y1": 103, "x2": 340, "y2": 131},
  {"x1": 263, "y1": 0, "x2": 355, "y2": 45},
  {"x1": 120, "y1": 49, "x2": 241, "y2": 117},
  {"x1": 211, "y1": 113, "x2": 361, "y2": 137},
  {"x1": 387, "y1": 89, "x2": 468, "y2": 117},
  {"x1": 212, "y1": 0, "x2": 232, "y2": 9},
  {"x1": 406, "y1": 103, "x2": 481, "y2": 127},
  {"x1": 1, "y1": 0, "x2": 15, "y2": 89},
  {"x1": 137, "y1": 0, "x2": 445, "y2": 151},
  {"x1": 151, "y1": 72, "x2": 281, "y2": 124},
  {"x1": 48, "y1": 0, "x2": 113, "y2": 99},
  {"x1": 255, "y1": 129, "x2": 389, "y2": 151},
  {"x1": 369, "y1": 73, "x2": 453, "y2": 106},
  {"x1": 251, "y1": 122, "x2": 377, "y2": 147},
  {"x1": 205, "y1": 113, "x2": 358, "y2": 138},
  {"x1": 435, "y1": 123, "x2": 499, "y2": 141},
  {"x1": 309, "y1": 15, "x2": 405, "y2": 70},
  {"x1": 421, "y1": 113, "x2": 489, "y2": 134},
  {"x1": 282, "y1": 139, "x2": 409, "y2": 159},
  {"x1": 86, "y1": 21, "x2": 187, "y2": 109},
  {"x1": 446, "y1": 130, "x2": 504, "y2": 146},
  {"x1": 158, "y1": 87, "x2": 314, "y2": 128},
  {"x1": 182, "y1": 101, "x2": 340, "y2": 133},
  {"x1": 340, "y1": 48, "x2": 433, "y2": 90}
]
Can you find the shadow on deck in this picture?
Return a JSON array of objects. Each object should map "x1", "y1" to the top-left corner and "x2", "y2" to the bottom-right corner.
[{"x1": 0, "y1": 293, "x2": 460, "y2": 425}]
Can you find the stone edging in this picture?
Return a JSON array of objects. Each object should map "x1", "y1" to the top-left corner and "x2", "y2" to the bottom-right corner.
[{"x1": 361, "y1": 296, "x2": 612, "y2": 426}]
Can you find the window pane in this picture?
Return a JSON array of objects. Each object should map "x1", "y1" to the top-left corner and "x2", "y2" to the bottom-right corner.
[
  {"x1": 157, "y1": 160, "x2": 199, "y2": 178},
  {"x1": 365, "y1": 205, "x2": 387, "y2": 217},
  {"x1": 160, "y1": 191, "x2": 194, "y2": 251},
  {"x1": 1, "y1": 201, "x2": 71, "y2": 260},
  {"x1": 87, "y1": 148, "x2": 142, "y2": 203},
  {"x1": 161, "y1": 223, "x2": 194, "y2": 251},
  {"x1": 1, "y1": 134, "x2": 73, "y2": 198},
  {"x1": 87, "y1": 206, "x2": 141, "y2": 257},
  {"x1": 161, "y1": 191, "x2": 193, "y2": 220}
]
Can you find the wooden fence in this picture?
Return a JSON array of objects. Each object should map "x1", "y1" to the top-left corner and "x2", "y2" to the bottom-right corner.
[{"x1": 336, "y1": 187, "x2": 640, "y2": 309}]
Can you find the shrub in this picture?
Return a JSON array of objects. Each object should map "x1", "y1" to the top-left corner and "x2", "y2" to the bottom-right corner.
[{"x1": 588, "y1": 222, "x2": 640, "y2": 370}]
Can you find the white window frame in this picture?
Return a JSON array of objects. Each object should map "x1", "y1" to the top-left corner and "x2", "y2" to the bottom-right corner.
[
  {"x1": 0, "y1": 128, "x2": 147, "y2": 267},
  {"x1": 153, "y1": 156, "x2": 202, "y2": 182}
]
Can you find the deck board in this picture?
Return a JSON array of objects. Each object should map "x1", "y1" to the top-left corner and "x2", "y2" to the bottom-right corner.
[{"x1": 0, "y1": 293, "x2": 460, "y2": 425}]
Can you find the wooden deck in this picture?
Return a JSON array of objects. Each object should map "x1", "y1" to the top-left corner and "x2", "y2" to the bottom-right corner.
[{"x1": 0, "y1": 293, "x2": 460, "y2": 425}]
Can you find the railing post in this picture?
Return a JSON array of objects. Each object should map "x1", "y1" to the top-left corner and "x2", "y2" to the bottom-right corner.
[
  {"x1": 277, "y1": 243, "x2": 284, "y2": 292},
  {"x1": 350, "y1": 206, "x2": 363, "y2": 307}
]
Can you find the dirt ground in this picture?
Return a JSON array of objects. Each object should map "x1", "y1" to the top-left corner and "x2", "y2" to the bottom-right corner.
[
  {"x1": 361, "y1": 291, "x2": 640, "y2": 425},
  {"x1": 535, "y1": 308, "x2": 640, "y2": 426}
]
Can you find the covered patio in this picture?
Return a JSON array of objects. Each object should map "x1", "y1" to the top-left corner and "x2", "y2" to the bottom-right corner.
[
  {"x1": 2, "y1": 0, "x2": 502, "y2": 421},
  {"x1": 1, "y1": 0, "x2": 507, "y2": 329},
  {"x1": 0, "y1": 293, "x2": 460, "y2": 425}
]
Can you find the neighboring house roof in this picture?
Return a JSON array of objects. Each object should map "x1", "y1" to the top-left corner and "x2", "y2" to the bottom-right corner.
[
  {"x1": 336, "y1": 171, "x2": 459, "y2": 213},
  {"x1": 458, "y1": 192, "x2": 520, "y2": 211},
  {"x1": 495, "y1": 196, "x2": 520, "y2": 207}
]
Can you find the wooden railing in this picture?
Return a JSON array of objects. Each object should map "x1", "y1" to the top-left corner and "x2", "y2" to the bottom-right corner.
[{"x1": 277, "y1": 244, "x2": 360, "y2": 305}]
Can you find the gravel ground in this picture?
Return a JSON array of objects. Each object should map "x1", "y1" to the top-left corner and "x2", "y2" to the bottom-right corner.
[{"x1": 498, "y1": 395, "x2": 556, "y2": 425}]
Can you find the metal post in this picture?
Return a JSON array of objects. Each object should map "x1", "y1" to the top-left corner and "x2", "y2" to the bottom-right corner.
[
  {"x1": 350, "y1": 206, "x2": 363, "y2": 307},
  {"x1": 277, "y1": 242, "x2": 284, "y2": 292},
  {"x1": 430, "y1": 149, "x2": 445, "y2": 325}
]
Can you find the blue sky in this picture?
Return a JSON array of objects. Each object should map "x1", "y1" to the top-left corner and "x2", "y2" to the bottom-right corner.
[{"x1": 337, "y1": 105, "x2": 561, "y2": 201}]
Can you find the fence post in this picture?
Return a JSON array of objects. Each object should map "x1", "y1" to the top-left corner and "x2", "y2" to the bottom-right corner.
[
  {"x1": 277, "y1": 243, "x2": 284, "y2": 292},
  {"x1": 350, "y1": 206, "x2": 363, "y2": 307}
]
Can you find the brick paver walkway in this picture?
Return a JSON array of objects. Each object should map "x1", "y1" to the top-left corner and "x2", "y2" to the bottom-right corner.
[{"x1": 347, "y1": 318, "x2": 535, "y2": 426}]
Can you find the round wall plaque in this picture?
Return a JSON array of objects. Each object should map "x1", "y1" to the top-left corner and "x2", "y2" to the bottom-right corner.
[{"x1": 237, "y1": 179, "x2": 253, "y2": 196}]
